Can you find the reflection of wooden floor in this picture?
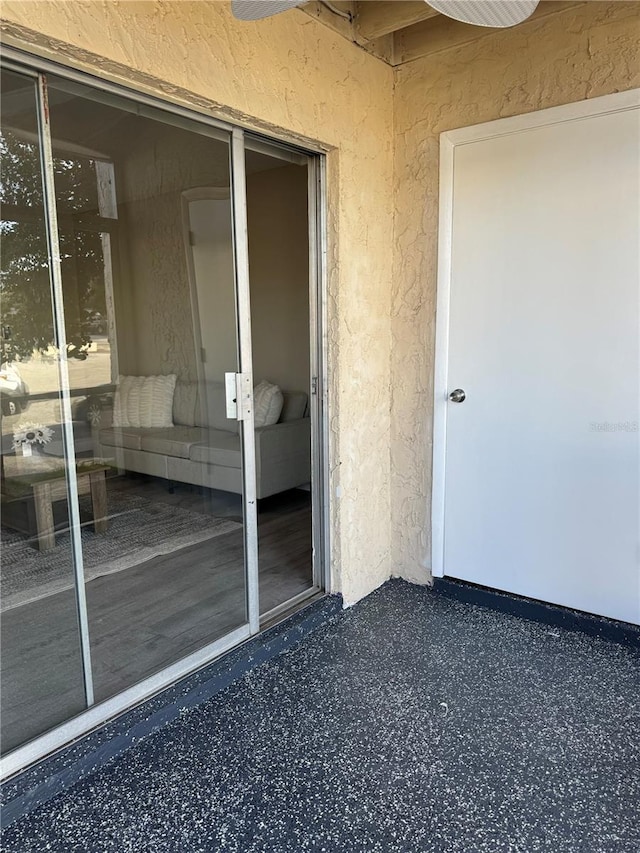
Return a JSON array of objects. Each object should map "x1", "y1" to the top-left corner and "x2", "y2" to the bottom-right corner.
[{"x1": 0, "y1": 478, "x2": 312, "y2": 754}]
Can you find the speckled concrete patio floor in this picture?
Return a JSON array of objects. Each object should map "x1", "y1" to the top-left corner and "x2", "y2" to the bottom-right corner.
[{"x1": 3, "y1": 579, "x2": 639, "y2": 852}]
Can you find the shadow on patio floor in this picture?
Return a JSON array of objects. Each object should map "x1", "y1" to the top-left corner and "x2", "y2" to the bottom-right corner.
[{"x1": 3, "y1": 579, "x2": 639, "y2": 852}]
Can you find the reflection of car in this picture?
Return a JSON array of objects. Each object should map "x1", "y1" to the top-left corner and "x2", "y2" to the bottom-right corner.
[
  {"x1": 86, "y1": 312, "x2": 106, "y2": 335},
  {"x1": 0, "y1": 363, "x2": 30, "y2": 416},
  {"x1": 72, "y1": 387, "x2": 114, "y2": 426}
]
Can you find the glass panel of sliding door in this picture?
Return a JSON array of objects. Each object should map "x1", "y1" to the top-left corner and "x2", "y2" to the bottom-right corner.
[
  {"x1": 0, "y1": 68, "x2": 87, "y2": 752},
  {"x1": 44, "y1": 77, "x2": 249, "y2": 705},
  {"x1": 244, "y1": 139, "x2": 316, "y2": 616}
]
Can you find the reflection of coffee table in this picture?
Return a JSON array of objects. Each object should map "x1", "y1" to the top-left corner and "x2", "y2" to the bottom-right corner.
[{"x1": 1, "y1": 458, "x2": 109, "y2": 551}]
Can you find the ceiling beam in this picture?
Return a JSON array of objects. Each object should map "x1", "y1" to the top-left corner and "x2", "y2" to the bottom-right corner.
[
  {"x1": 301, "y1": 1, "x2": 394, "y2": 64},
  {"x1": 393, "y1": 1, "x2": 585, "y2": 65},
  {"x1": 301, "y1": 1, "x2": 356, "y2": 42},
  {"x1": 356, "y1": 1, "x2": 439, "y2": 42}
]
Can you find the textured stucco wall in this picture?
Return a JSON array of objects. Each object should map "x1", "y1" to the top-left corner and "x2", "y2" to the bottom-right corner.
[
  {"x1": 391, "y1": 1, "x2": 640, "y2": 585},
  {"x1": 1, "y1": 0, "x2": 395, "y2": 604}
]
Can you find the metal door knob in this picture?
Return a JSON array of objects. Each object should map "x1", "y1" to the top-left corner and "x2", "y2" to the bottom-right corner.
[{"x1": 449, "y1": 388, "x2": 466, "y2": 403}]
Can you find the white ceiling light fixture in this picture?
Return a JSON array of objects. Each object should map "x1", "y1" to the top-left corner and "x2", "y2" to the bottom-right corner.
[
  {"x1": 231, "y1": 0, "x2": 540, "y2": 28},
  {"x1": 425, "y1": 1, "x2": 539, "y2": 28}
]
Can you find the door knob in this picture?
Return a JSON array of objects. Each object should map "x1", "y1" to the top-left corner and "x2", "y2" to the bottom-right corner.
[{"x1": 449, "y1": 388, "x2": 466, "y2": 403}]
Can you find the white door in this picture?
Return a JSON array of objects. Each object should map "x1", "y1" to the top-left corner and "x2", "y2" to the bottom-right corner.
[{"x1": 433, "y1": 91, "x2": 640, "y2": 625}]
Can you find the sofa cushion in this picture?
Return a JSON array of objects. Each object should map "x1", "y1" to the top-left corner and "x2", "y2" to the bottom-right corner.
[
  {"x1": 254, "y1": 380, "x2": 283, "y2": 427},
  {"x1": 189, "y1": 430, "x2": 242, "y2": 469},
  {"x1": 140, "y1": 427, "x2": 208, "y2": 459},
  {"x1": 98, "y1": 426, "x2": 148, "y2": 451},
  {"x1": 280, "y1": 390, "x2": 308, "y2": 422},
  {"x1": 113, "y1": 375, "x2": 176, "y2": 428}
]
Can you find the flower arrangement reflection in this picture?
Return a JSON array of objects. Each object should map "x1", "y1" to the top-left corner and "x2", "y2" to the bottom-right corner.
[{"x1": 12, "y1": 422, "x2": 54, "y2": 457}]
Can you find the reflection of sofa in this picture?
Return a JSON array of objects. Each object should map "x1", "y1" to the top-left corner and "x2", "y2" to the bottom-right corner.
[{"x1": 96, "y1": 380, "x2": 311, "y2": 499}]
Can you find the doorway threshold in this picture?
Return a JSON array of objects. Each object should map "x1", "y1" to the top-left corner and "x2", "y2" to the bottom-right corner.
[{"x1": 260, "y1": 585, "x2": 324, "y2": 630}]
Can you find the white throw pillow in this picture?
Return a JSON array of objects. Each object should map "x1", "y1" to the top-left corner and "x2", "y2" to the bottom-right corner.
[
  {"x1": 112, "y1": 375, "x2": 176, "y2": 428},
  {"x1": 253, "y1": 380, "x2": 283, "y2": 428}
]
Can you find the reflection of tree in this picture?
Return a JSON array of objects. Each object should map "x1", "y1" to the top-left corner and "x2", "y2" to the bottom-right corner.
[{"x1": 1, "y1": 129, "x2": 105, "y2": 362}]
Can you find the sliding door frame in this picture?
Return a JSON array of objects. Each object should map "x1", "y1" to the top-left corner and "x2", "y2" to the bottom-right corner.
[
  {"x1": 242, "y1": 133, "x2": 329, "y2": 622},
  {"x1": 0, "y1": 47, "x2": 329, "y2": 780},
  {"x1": 308, "y1": 154, "x2": 330, "y2": 593},
  {"x1": 230, "y1": 127, "x2": 261, "y2": 635},
  {"x1": 35, "y1": 71, "x2": 95, "y2": 706}
]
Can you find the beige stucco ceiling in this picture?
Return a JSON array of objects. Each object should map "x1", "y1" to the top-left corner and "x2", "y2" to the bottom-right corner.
[{"x1": 300, "y1": 1, "x2": 586, "y2": 65}]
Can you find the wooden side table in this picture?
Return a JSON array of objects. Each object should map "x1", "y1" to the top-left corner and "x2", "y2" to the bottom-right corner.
[{"x1": 1, "y1": 458, "x2": 109, "y2": 551}]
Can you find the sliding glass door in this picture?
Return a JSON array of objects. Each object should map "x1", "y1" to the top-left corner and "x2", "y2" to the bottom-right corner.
[
  {"x1": 0, "y1": 67, "x2": 88, "y2": 754},
  {"x1": 0, "y1": 58, "x2": 323, "y2": 774},
  {"x1": 244, "y1": 138, "x2": 320, "y2": 619},
  {"x1": 45, "y1": 75, "x2": 254, "y2": 706}
]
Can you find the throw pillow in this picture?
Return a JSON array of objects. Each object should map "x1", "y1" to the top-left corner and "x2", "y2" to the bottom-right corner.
[
  {"x1": 112, "y1": 374, "x2": 177, "y2": 428},
  {"x1": 253, "y1": 380, "x2": 283, "y2": 428}
]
